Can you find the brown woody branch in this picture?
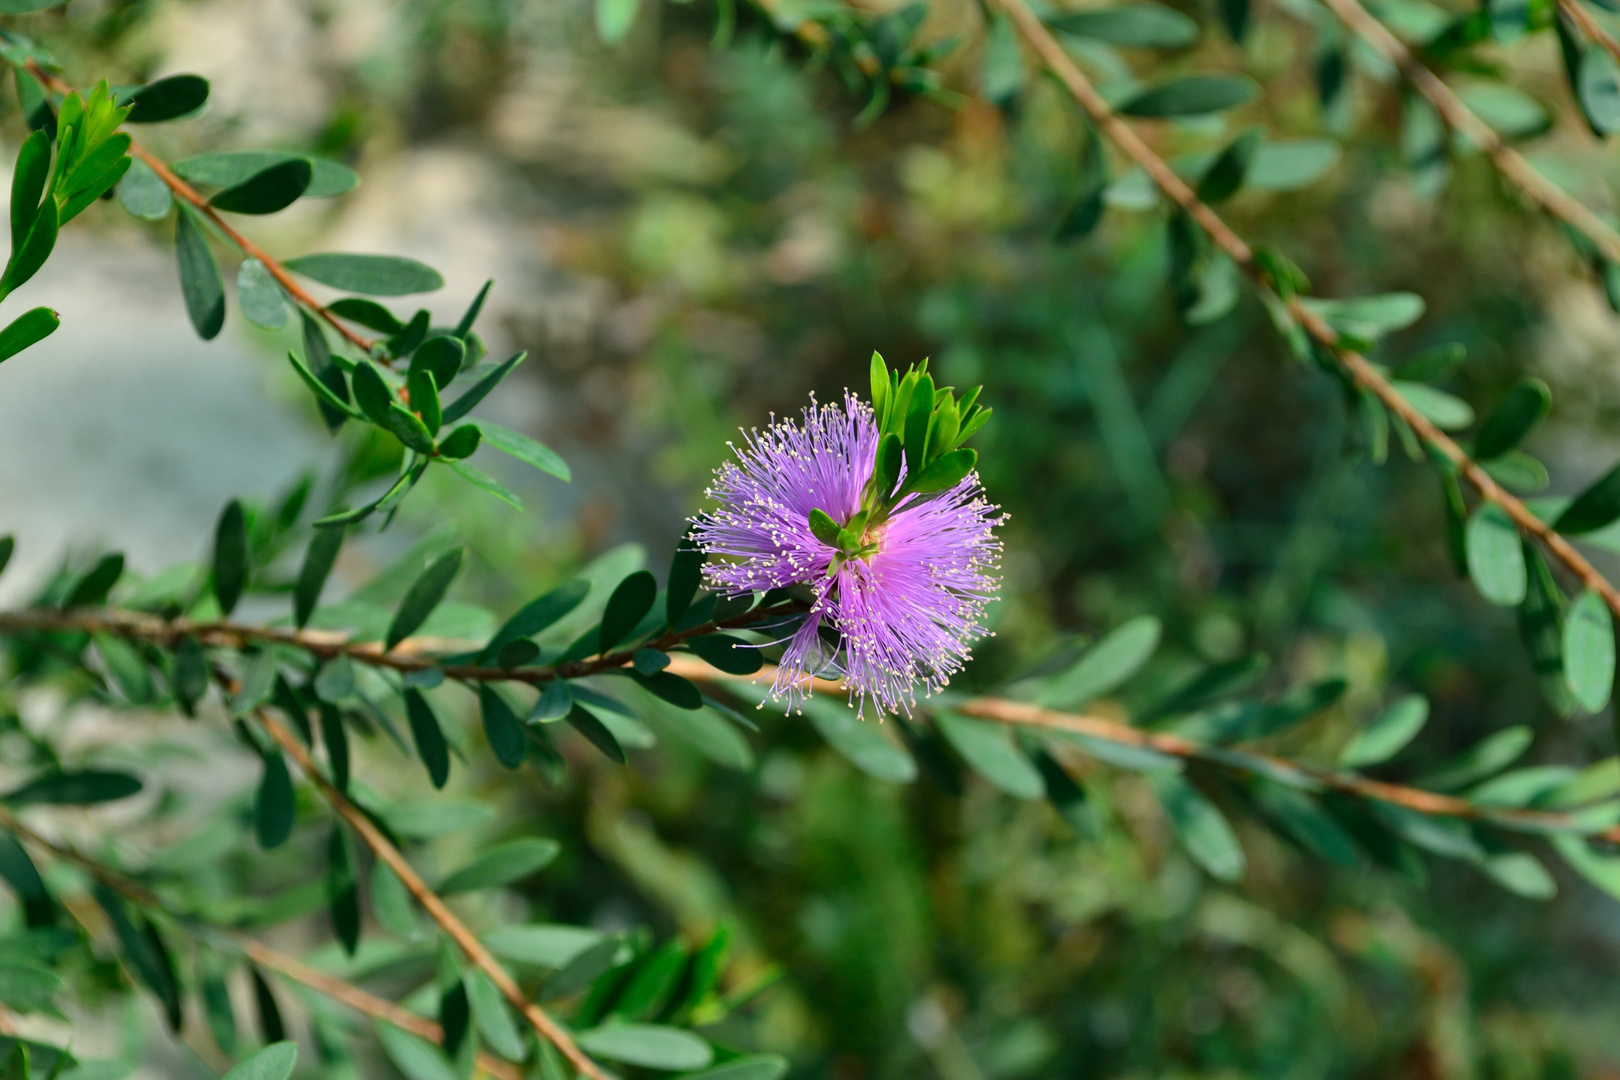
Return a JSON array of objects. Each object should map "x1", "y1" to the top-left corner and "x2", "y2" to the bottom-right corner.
[
  {"x1": 0, "y1": 803, "x2": 522, "y2": 1080},
  {"x1": 252, "y1": 710, "x2": 611, "y2": 1080},
  {"x1": 1320, "y1": 0, "x2": 1620, "y2": 267},
  {"x1": 21, "y1": 61, "x2": 377, "y2": 356},
  {"x1": 662, "y1": 655, "x2": 1620, "y2": 842},
  {"x1": 993, "y1": 0, "x2": 1620, "y2": 623}
]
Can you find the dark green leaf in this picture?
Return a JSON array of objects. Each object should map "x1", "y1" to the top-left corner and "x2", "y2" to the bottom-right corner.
[
  {"x1": 407, "y1": 368, "x2": 441, "y2": 436},
  {"x1": 680, "y1": 1058, "x2": 790, "y2": 1080},
  {"x1": 208, "y1": 160, "x2": 313, "y2": 215},
  {"x1": 173, "y1": 152, "x2": 356, "y2": 197},
  {"x1": 530, "y1": 680, "x2": 574, "y2": 722},
  {"x1": 93, "y1": 885, "x2": 180, "y2": 1029},
  {"x1": 326, "y1": 826, "x2": 359, "y2": 955},
  {"x1": 294, "y1": 524, "x2": 344, "y2": 628},
  {"x1": 383, "y1": 402, "x2": 435, "y2": 455},
  {"x1": 440, "y1": 837, "x2": 560, "y2": 894},
  {"x1": 0, "y1": 191, "x2": 53, "y2": 299},
  {"x1": 250, "y1": 967, "x2": 285, "y2": 1041},
  {"x1": 1041, "y1": 616, "x2": 1160, "y2": 708},
  {"x1": 935, "y1": 712, "x2": 1043, "y2": 798},
  {"x1": 0, "y1": 833, "x2": 53, "y2": 927},
  {"x1": 0, "y1": 306, "x2": 56, "y2": 365},
  {"x1": 65, "y1": 553, "x2": 123, "y2": 608},
  {"x1": 666, "y1": 532, "x2": 705, "y2": 625},
  {"x1": 212, "y1": 499, "x2": 248, "y2": 615},
  {"x1": 1474, "y1": 377, "x2": 1551, "y2": 460},
  {"x1": 1564, "y1": 589, "x2": 1615, "y2": 712},
  {"x1": 386, "y1": 547, "x2": 465, "y2": 650},
  {"x1": 1051, "y1": 3, "x2": 1199, "y2": 46},
  {"x1": 905, "y1": 448, "x2": 977, "y2": 494},
  {"x1": 10, "y1": 129, "x2": 48, "y2": 249},
  {"x1": 440, "y1": 980, "x2": 470, "y2": 1060},
  {"x1": 981, "y1": 14, "x2": 1026, "y2": 103},
  {"x1": 1120, "y1": 75, "x2": 1257, "y2": 117},
  {"x1": 465, "y1": 969, "x2": 524, "y2": 1062},
  {"x1": 1423, "y1": 725, "x2": 1534, "y2": 791},
  {"x1": 629, "y1": 670, "x2": 704, "y2": 709},
  {"x1": 405, "y1": 689, "x2": 451, "y2": 788},
  {"x1": 175, "y1": 207, "x2": 223, "y2": 339},
  {"x1": 1394, "y1": 342, "x2": 1466, "y2": 383},
  {"x1": 254, "y1": 750, "x2": 295, "y2": 850},
  {"x1": 442, "y1": 351, "x2": 527, "y2": 424},
  {"x1": 1555, "y1": 461, "x2": 1620, "y2": 533},
  {"x1": 199, "y1": 953, "x2": 236, "y2": 1055},
  {"x1": 599, "y1": 570, "x2": 658, "y2": 653},
  {"x1": 319, "y1": 703, "x2": 350, "y2": 793},
  {"x1": 4, "y1": 770, "x2": 141, "y2": 806},
  {"x1": 125, "y1": 75, "x2": 209, "y2": 123},
  {"x1": 222, "y1": 1042, "x2": 298, "y2": 1080},
  {"x1": 1196, "y1": 127, "x2": 1261, "y2": 204},
  {"x1": 174, "y1": 635, "x2": 209, "y2": 715},
  {"x1": 455, "y1": 280, "x2": 492, "y2": 338},
  {"x1": 283, "y1": 253, "x2": 444, "y2": 296},
  {"x1": 326, "y1": 297, "x2": 402, "y2": 333},
  {"x1": 480, "y1": 580, "x2": 590, "y2": 663},
  {"x1": 1518, "y1": 546, "x2": 1573, "y2": 715},
  {"x1": 567, "y1": 704, "x2": 627, "y2": 763},
  {"x1": 0, "y1": 536, "x2": 11, "y2": 579},
  {"x1": 478, "y1": 684, "x2": 526, "y2": 769},
  {"x1": 436, "y1": 424, "x2": 480, "y2": 460},
  {"x1": 799, "y1": 695, "x2": 916, "y2": 781},
  {"x1": 685, "y1": 634, "x2": 763, "y2": 675},
  {"x1": 411, "y1": 335, "x2": 465, "y2": 390}
]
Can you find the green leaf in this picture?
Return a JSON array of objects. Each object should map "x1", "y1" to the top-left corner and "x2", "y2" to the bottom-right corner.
[
  {"x1": 628, "y1": 670, "x2": 703, "y2": 710},
  {"x1": 808, "y1": 508, "x2": 843, "y2": 547},
  {"x1": 1251, "y1": 781, "x2": 1359, "y2": 866},
  {"x1": 374, "y1": 1023, "x2": 454, "y2": 1080},
  {"x1": 318, "y1": 704, "x2": 350, "y2": 794},
  {"x1": 1245, "y1": 138, "x2": 1340, "y2": 191},
  {"x1": 567, "y1": 704, "x2": 627, "y2": 763},
  {"x1": 0, "y1": 192, "x2": 54, "y2": 299},
  {"x1": 173, "y1": 152, "x2": 357, "y2": 198},
  {"x1": 294, "y1": 525, "x2": 344, "y2": 628},
  {"x1": 981, "y1": 13, "x2": 1026, "y2": 103},
  {"x1": 1474, "y1": 377, "x2": 1551, "y2": 460},
  {"x1": 250, "y1": 967, "x2": 284, "y2": 1041},
  {"x1": 1480, "y1": 449, "x2": 1548, "y2": 493},
  {"x1": 440, "y1": 838, "x2": 560, "y2": 894},
  {"x1": 10, "y1": 129, "x2": 48, "y2": 249},
  {"x1": 1040, "y1": 615, "x2": 1161, "y2": 708},
  {"x1": 1050, "y1": 3, "x2": 1198, "y2": 46},
  {"x1": 1150, "y1": 772, "x2": 1245, "y2": 882},
  {"x1": 799, "y1": 696, "x2": 916, "y2": 781},
  {"x1": 1305, "y1": 293, "x2": 1425, "y2": 337},
  {"x1": 1196, "y1": 128, "x2": 1261, "y2": 204},
  {"x1": 478, "y1": 684, "x2": 526, "y2": 769},
  {"x1": 596, "y1": 0, "x2": 640, "y2": 41},
  {"x1": 65, "y1": 552, "x2": 124, "y2": 608},
  {"x1": 326, "y1": 826, "x2": 359, "y2": 955},
  {"x1": 92, "y1": 885, "x2": 180, "y2": 1029},
  {"x1": 369, "y1": 859, "x2": 419, "y2": 940},
  {"x1": 448, "y1": 461, "x2": 524, "y2": 511},
  {"x1": 436, "y1": 424, "x2": 480, "y2": 460},
  {"x1": 483, "y1": 924, "x2": 604, "y2": 968},
  {"x1": 1466, "y1": 504, "x2": 1527, "y2": 605},
  {"x1": 0, "y1": 536, "x2": 12, "y2": 579},
  {"x1": 235, "y1": 258, "x2": 288, "y2": 330},
  {"x1": 407, "y1": 368, "x2": 441, "y2": 436},
  {"x1": 599, "y1": 570, "x2": 658, "y2": 653},
  {"x1": 681, "y1": 1057, "x2": 790, "y2": 1080},
  {"x1": 386, "y1": 547, "x2": 464, "y2": 650},
  {"x1": 284, "y1": 350, "x2": 361, "y2": 421},
  {"x1": 1394, "y1": 342, "x2": 1466, "y2": 383},
  {"x1": 1339, "y1": 694, "x2": 1428, "y2": 768},
  {"x1": 934, "y1": 712, "x2": 1043, "y2": 798},
  {"x1": 382, "y1": 402, "x2": 434, "y2": 455},
  {"x1": 574, "y1": 1025, "x2": 712, "y2": 1071},
  {"x1": 0, "y1": 962, "x2": 60, "y2": 1012},
  {"x1": 475, "y1": 421, "x2": 571, "y2": 481},
  {"x1": 404, "y1": 689, "x2": 451, "y2": 788},
  {"x1": 221, "y1": 1042, "x2": 296, "y2": 1080},
  {"x1": 230, "y1": 648, "x2": 278, "y2": 716},
  {"x1": 0, "y1": 306, "x2": 57, "y2": 365},
  {"x1": 208, "y1": 159, "x2": 312, "y2": 214},
  {"x1": 283, "y1": 253, "x2": 443, "y2": 296},
  {"x1": 0, "y1": 833, "x2": 53, "y2": 927},
  {"x1": 1564, "y1": 589, "x2": 1615, "y2": 712},
  {"x1": 212, "y1": 499, "x2": 247, "y2": 616},
  {"x1": 1553, "y1": 833, "x2": 1620, "y2": 902},
  {"x1": 1422, "y1": 725, "x2": 1533, "y2": 791},
  {"x1": 1120, "y1": 75, "x2": 1257, "y2": 117},
  {"x1": 254, "y1": 751, "x2": 295, "y2": 850},
  {"x1": 480, "y1": 580, "x2": 590, "y2": 663},
  {"x1": 466, "y1": 969, "x2": 525, "y2": 1062},
  {"x1": 442, "y1": 350, "x2": 526, "y2": 424},
  {"x1": 1456, "y1": 82, "x2": 1550, "y2": 138},
  {"x1": 174, "y1": 207, "x2": 223, "y2": 339},
  {"x1": 125, "y1": 75, "x2": 209, "y2": 123},
  {"x1": 685, "y1": 633, "x2": 763, "y2": 675},
  {"x1": 1482, "y1": 851, "x2": 1557, "y2": 899},
  {"x1": 327, "y1": 297, "x2": 402, "y2": 332},
  {"x1": 1576, "y1": 44, "x2": 1620, "y2": 135},
  {"x1": 5, "y1": 769, "x2": 140, "y2": 806},
  {"x1": 411, "y1": 334, "x2": 465, "y2": 390},
  {"x1": 1555, "y1": 461, "x2": 1620, "y2": 534},
  {"x1": 667, "y1": 532, "x2": 704, "y2": 625},
  {"x1": 905, "y1": 448, "x2": 977, "y2": 494}
]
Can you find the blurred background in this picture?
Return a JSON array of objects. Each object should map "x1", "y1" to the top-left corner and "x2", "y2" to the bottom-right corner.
[{"x1": 7, "y1": 0, "x2": 1620, "y2": 1074}]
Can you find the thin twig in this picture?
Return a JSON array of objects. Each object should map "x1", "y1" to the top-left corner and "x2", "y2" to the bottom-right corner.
[
  {"x1": 1557, "y1": 0, "x2": 1620, "y2": 74},
  {"x1": 0, "y1": 804, "x2": 523, "y2": 1080},
  {"x1": 1319, "y1": 0, "x2": 1620, "y2": 266},
  {"x1": 253, "y1": 710, "x2": 611, "y2": 1080},
  {"x1": 661, "y1": 655, "x2": 1620, "y2": 840},
  {"x1": 21, "y1": 61, "x2": 377, "y2": 355},
  {"x1": 993, "y1": 0, "x2": 1620, "y2": 622},
  {"x1": 0, "y1": 602, "x2": 803, "y2": 687}
]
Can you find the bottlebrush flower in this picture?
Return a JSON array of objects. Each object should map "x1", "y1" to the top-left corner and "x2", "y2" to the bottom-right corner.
[{"x1": 693, "y1": 360, "x2": 1002, "y2": 716}]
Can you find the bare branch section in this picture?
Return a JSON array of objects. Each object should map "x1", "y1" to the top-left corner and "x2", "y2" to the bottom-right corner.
[
  {"x1": 662, "y1": 656, "x2": 1620, "y2": 841},
  {"x1": 992, "y1": 0, "x2": 1620, "y2": 623},
  {"x1": 253, "y1": 711, "x2": 612, "y2": 1080},
  {"x1": 1322, "y1": 0, "x2": 1620, "y2": 266},
  {"x1": 0, "y1": 804, "x2": 523, "y2": 1080},
  {"x1": 23, "y1": 61, "x2": 377, "y2": 355}
]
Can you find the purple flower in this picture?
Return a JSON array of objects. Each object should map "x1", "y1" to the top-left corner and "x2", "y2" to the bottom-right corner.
[{"x1": 694, "y1": 392, "x2": 1002, "y2": 716}]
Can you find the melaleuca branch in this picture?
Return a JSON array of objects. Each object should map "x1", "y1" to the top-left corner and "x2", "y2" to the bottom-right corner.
[
  {"x1": 993, "y1": 0, "x2": 1620, "y2": 625},
  {"x1": 246, "y1": 708, "x2": 612, "y2": 1080},
  {"x1": 1317, "y1": 0, "x2": 1620, "y2": 267},
  {"x1": 0, "y1": 803, "x2": 524, "y2": 1080}
]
